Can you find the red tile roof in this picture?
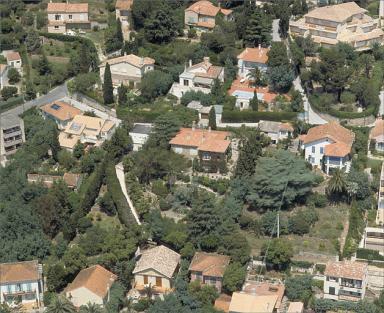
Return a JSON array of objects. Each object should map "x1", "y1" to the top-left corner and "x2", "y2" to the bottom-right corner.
[
  {"x1": 115, "y1": 0, "x2": 133, "y2": 11},
  {"x1": 47, "y1": 2, "x2": 88, "y2": 13},
  {"x1": 301, "y1": 122, "x2": 355, "y2": 155},
  {"x1": 65, "y1": 265, "x2": 117, "y2": 298},
  {"x1": 324, "y1": 142, "x2": 351, "y2": 157},
  {"x1": 40, "y1": 101, "x2": 81, "y2": 122},
  {"x1": 6, "y1": 51, "x2": 21, "y2": 62},
  {"x1": 370, "y1": 119, "x2": 384, "y2": 139},
  {"x1": 214, "y1": 294, "x2": 231, "y2": 313},
  {"x1": 100, "y1": 54, "x2": 155, "y2": 68},
  {"x1": 237, "y1": 47, "x2": 270, "y2": 64},
  {"x1": 228, "y1": 78, "x2": 280, "y2": 104},
  {"x1": 0, "y1": 260, "x2": 40, "y2": 284},
  {"x1": 324, "y1": 260, "x2": 367, "y2": 280},
  {"x1": 170, "y1": 128, "x2": 231, "y2": 153},
  {"x1": 189, "y1": 252, "x2": 230, "y2": 277},
  {"x1": 186, "y1": 1, "x2": 232, "y2": 17}
]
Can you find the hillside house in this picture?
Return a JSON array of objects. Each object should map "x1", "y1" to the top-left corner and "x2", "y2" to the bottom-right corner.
[
  {"x1": 59, "y1": 115, "x2": 116, "y2": 151},
  {"x1": 289, "y1": 2, "x2": 384, "y2": 50},
  {"x1": 99, "y1": 54, "x2": 155, "y2": 88},
  {"x1": 370, "y1": 119, "x2": 384, "y2": 153},
  {"x1": 133, "y1": 245, "x2": 181, "y2": 295},
  {"x1": 0, "y1": 260, "x2": 43, "y2": 309},
  {"x1": 189, "y1": 252, "x2": 230, "y2": 292},
  {"x1": 65, "y1": 265, "x2": 117, "y2": 307},
  {"x1": 2, "y1": 51, "x2": 22, "y2": 70},
  {"x1": 299, "y1": 122, "x2": 355, "y2": 174},
  {"x1": 237, "y1": 46, "x2": 270, "y2": 78},
  {"x1": 185, "y1": 0, "x2": 233, "y2": 31},
  {"x1": 115, "y1": 0, "x2": 132, "y2": 23},
  {"x1": 40, "y1": 100, "x2": 82, "y2": 130},
  {"x1": 228, "y1": 78, "x2": 279, "y2": 111},
  {"x1": 169, "y1": 57, "x2": 224, "y2": 98},
  {"x1": 129, "y1": 123, "x2": 152, "y2": 151},
  {"x1": 228, "y1": 293, "x2": 278, "y2": 313},
  {"x1": 323, "y1": 260, "x2": 368, "y2": 301},
  {"x1": 0, "y1": 115, "x2": 25, "y2": 166},
  {"x1": 169, "y1": 127, "x2": 231, "y2": 173},
  {"x1": 47, "y1": 2, "x2": 90, "y2": 34},
  {"x1": 258, "y1": 120, "x2": 293, "y2": 144}
]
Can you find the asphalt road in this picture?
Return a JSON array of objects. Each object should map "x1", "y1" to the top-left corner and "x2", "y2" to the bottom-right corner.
[
  {"x1": 272, "y1": 19, "x2": 282, "y2": 42},
  {"x1": 380, "y1": 90, "x2": 384, "y2": 116},
  {"x1": 1, "y1": 82, "x2": 68, "y2": 119}
]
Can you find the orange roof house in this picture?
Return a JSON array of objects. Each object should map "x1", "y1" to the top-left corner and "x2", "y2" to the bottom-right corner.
[
  {"x1": 65, "y1": 265, "x2": 117, "y2": 307},
  {"x1": 40, "y1": 101, "x2": 81, "y2": 124},
  {"x1": 186, "y1": 1, "x2": 232, "y2": 17},
  {"x1": 214, "y1": 294, "x2": 231, "y2": 313},
  {"x1": 242, "y1": 282, "x2": 285, "y2": 311},
  {"x1": 115, "y1": 0, "x2": 133, "y2": 11},
  {"x1": 229, "y1": 78, "x2": 279, "y2": 104},
  {"x1": 189, "y1": 252, "x2": 230, "y2": 292},
  {"x1": 170, "y1": 128, "x2": 231, "y2": 154},
  {"x1": 99, "y1": 54, "x2": 155, "y2": 68},
  {"x1": 324, "y1": 260, "x2": 367, "y2": 281},
  {"x1": 47, "y1": 2, "x2": 88, "y2": 13},
  {"x1": 0, "y1": 260, "x2": 41, "y2": 284},
  {"x1": 237, "y1": 47, "x2": 269, "y2": 65}
]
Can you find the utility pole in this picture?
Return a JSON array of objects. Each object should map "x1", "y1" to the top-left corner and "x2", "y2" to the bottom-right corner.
[{"x1": 277, "y1": 211, "x2": 280, "y2": 238}]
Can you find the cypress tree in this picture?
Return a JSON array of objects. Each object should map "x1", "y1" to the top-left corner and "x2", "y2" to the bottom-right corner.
[
  {"x1": 116, "y1": 18, "x2": 124, "y2": 49},
  {"x1": 103, "y1": 63, "x2": 114, "y2": 105},
  {"x1": 117, "y1": 83, "x2": 128, "y2": 106},
  {"x1": 208, "y1": 107, "x2": 217, "y2": 130},
  {"x1": 38, "y1": 52, "x2": 51, "y2": 75},
  {"x1": 250, "y1": 91, "x2": 259, "y2": 111}
]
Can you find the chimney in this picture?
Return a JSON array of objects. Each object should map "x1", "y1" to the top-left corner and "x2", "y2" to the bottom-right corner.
[
  {"x1": 258, "y1": 44, "x2": 261, "y2": 51},
  {"x1": 189, "y1": 59, "x2": 192, "y2": 68},
  {"x1": 140, "y1": 57, "x2": 144, "y2": 66},
  {"x1": 208, "y1": 126, "x2": 211, "y2": 132},
  {"x1": 192, "y1": 121, "x2": 196, "y2": 131},
  {"x1": 203, "y1": 57, "x2": 210, "y2": 66}
]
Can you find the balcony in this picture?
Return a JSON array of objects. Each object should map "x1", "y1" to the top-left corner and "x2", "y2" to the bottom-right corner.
[{"x1": 3, "y1": 289, "x2": 36, "y2": 296}]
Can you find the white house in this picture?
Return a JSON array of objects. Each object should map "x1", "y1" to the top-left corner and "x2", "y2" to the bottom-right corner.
[
  {"x1": 169, "y1": 57, "x2": 224, "y2": 98},
  {"x1": 370, "y1": 119, "x2": 384, "y2": 153},
  {"x1": 237, "y1": 46, "x2": 269, "y2": 78},
  {"x1": 186, "y1": 101, "x2": 212, "y2": 127},
  {"x1": 99, "y1": 54, "x2": 155, "y2": 88},
  {"x1": 258, "y1": 120, "x2": 294, "y2": 144},
  {"x1": 299, "y1": 122, "x2": 355, "y2": 175},
  {"x1": 0, "y1": 260, "x2": 43, "y2": 309},
  {"x1": 133, "y1": 245, "x2": 181, "y2": 295},
  {"x1": 2, "y1": 51, "x2": 22, "y2": 70},
  {"x1": 129, "y1": 123, "x2": 152, "y2": 151},
  {"x1": 47, "y1": 2, "x2": 90, "y2": 34},
  {"x1": 0, "y1": 64, "x2": 8, "y2": 88},
  {"x1": 65, "y1": 265, "x2": 117, "y2": 307},
  {"x1": 323, "y1": 260, "x2": 368, "y2": 301}
]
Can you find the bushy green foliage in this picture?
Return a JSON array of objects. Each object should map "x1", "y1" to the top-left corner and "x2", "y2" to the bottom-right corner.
[
  {"x1": 222, "y1": 110, "x2": 297, "y2": 122},
  {"x1": 261, "y1": 238, "x2": 293, "y2": 270},
  {"x1": 141, "y1": 70, "x2": 173, "y2": 100},
  {"x1": 285, "y1": 275, "x2": 313, "y2": 305},
  {"x1": 223, "y1": 262, "x2": 246, "y2": 293}
]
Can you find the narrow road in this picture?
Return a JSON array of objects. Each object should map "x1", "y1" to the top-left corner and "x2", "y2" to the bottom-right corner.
[
  {"x1": 272, "y1": 19, "x2": 281, "y2": 42},
  {"x1": 115, "y1": 162, "x2": 141, "y2": 225},
  {"x1": 379, "y1": 90, "x2": 384, "y2": 116},
  {"x1": 1, "y1": 82, "x2": 68, "y2": 117},
  {"x1": 293, "y1": 77, "x2": 327, "y2": 125}
]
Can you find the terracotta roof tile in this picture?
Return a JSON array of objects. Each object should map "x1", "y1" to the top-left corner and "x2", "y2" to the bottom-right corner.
[
  {"x1": 5, "y1": 51, "x2": 21, "y2": 62},
  {"x1": 100, "y1": 54, "x2": 155, "y2": 68},
  {"x1": 214, "y1": 294, "x2": 231, "y2": 313},
  {"x1": 0, "y1": 260, "x2": 40, "y2": 284},
  {"x1": 40, "y1": 101, "x2": 81, "y2": 122},
  {"x1": 370, "y1": 119, "x2": 384, "y2": 139},
  {"x1": 170, "y1": 128, "x2": 231, "y2": 153},
  {"x1": 237, "y1": 47, "x2": 269, "y2": 64},
  {"x1": 186, "y1": 1, "x2": 232, "y2": 17},
  {"x1": 301, "y1": 122, "x2": 355, "y2": 148},
  {"x1": 242, "y1": 282, "x2": 285, "y2": 309},
  {"x1": 115, "y1": 0, "x2": 133, "y2": 11},
  {"x1": 189, "y1": 252, "x2": 230, "y2": 277},
  {"x1": 324, "y1": 260, "x2": 367, "y2": 280},
  {"x1": 63, "y1": 173, "x2": 82, "y2": 188},
  {"x1": 324, "y1": 142, "x2": 351, "y2": 157},
  {"x1": 47, "y1": 2, "x2": 88, "y2": 13},
  {"x1": 305, "y1": 2, "x2": 366, "y2": 23},
  {"x1": 133, "y1": 245, "x2": 181, "y2": 279},
  {"x1": 229, "y1": 293, "x2": 278, "y2": 313},
  {"x1": 65, "y1": 265, "x2": 117, "y2": 298},
  {"x1": 287, "y1": 302, "x2": 304, "y2": 313}
]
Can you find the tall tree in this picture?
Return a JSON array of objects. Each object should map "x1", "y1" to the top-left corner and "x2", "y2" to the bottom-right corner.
[
  {"x1": 249, "y1": 91, "x2": 259, "y2": 111},
  {"x1": 103, "y1": 63, "x2": 114, "y2": 105},
  {"x1": 116, "y1": 18, "x2": 124, "y2": 48},
  {"x1": 244, "y1": 8, "x2": 271, "y2": 47},
  {"x1": 279, "y1": 10, "x2": 290, "y2": 39},
  {"x1": 208, "y1": 107, "x2": 216, "y2": 130},
  {"x1": 261, "y1": 238, "x2": 293, "y2": 270},
  {"x1": 117, "y1": 83, "x2": 128, "y2": 106},
  {"x1": 38, "y1": 52, "x2": 51, "y2": 75},
  {"x1": 144, "y1": 9, "x2": 178, "y2": 44},
  {"x1": 247, "y1": 67, "x2": 263, "y2": 86},
  {"x1": 326, "y1": 169, "x2": 347, "y2": 200}
]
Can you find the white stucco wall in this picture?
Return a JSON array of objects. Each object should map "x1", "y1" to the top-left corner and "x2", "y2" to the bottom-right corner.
[
  {"x1": 66, "y1": 287, "x2": 103, "y2": 307},
  {"x1": 303, "y1": 138, "x2": 334, "y2": 168}
]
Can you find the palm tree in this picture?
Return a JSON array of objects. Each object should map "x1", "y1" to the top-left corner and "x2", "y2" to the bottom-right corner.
[
  {"x1": 326, "y1": 169, "x2": 347, "y2": 201},
  {"x1": 79, "y1": 303, "x2": 104, "y2": 313},
  {"x1": 45, "y1": 296, "x2": 76, "y2": 313},
  {"x1": 144, "y1": 283, "x2": 155, "y2": 300},
  {"x1": 247, "y1": 67, "x2": 262, "y2": 86}
]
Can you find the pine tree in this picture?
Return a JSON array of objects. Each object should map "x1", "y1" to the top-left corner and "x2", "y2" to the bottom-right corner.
[
  {"x1": 301, "y1": 0, "x2": 308, "y2": 14},
  {"x1": 279, "y1": 11, "x2": 290, "y2": 39},
  {"x1": 25, "y1": 81, "x2": 36, "y2": 100},
  {"x1": 103, "y1": 63, "x2": 114, "y2": 105},
  {"x1": 245, "y1": 9, "x2": 272, "y2": 47},
  {"x1": 78, "y1": 42, "x2": 91, "y2": 73},
  {"x1": 235, "y1": 131, "x2": 264, "y2": 177},
  {"x1": 38, "y1": 52, "x2": 51, "y2": 75},
  {"x1": 116, "y1": 18, "x2": 124, "y2": 49},
  {"x1": 250, "y1": 91, "x2": 259, "y2": 111},
  {"x1": 208, "y1": 107, "x2": 216, "y2": 130}
]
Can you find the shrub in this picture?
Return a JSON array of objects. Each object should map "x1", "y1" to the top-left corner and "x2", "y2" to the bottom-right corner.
[
  {"x1": 1, "y1": 86, "x2": 18, "y2": 100},
  {"x1": 152, "y1": 179, "x2": 168, "y2": 198},
  {"x1": 315, "y1": 264, "x2": 326, "y2": 274},
  {"x1": 0, "y1": 96, "x2": 24, "y2": 112},
  {"x1": 340, "y1": 91, "x2": 356, "y2": 104},
  {"x1": 356, "y1": 248, "x2": 384, "y2": 261},
  {"x1": 307, "y1": 192, "x2": 327, "y2": 208}
]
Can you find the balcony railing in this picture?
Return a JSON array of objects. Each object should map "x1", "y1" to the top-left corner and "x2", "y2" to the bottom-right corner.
[{"x1": 3, "y1": 289, "x2": 36, "y2": 296}]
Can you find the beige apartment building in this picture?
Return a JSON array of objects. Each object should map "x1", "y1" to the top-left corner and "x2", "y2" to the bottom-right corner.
[
  {"x1": 47, "y1": 2, "x2": 90, "y2": 34},
  {"x1": 0, "y1": 115, "x2": 25, "y2": 166},
  {"x1": 289, "y1": 2, "x2": 384, "y2": 50}
]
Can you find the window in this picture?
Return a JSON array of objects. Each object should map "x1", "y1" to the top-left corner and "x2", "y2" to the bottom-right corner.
[
  {"x1": 183, "y1": 79, "x2": 189, "y2": 86},
  {"x1": 320, "y1": 147, "x2": 324, "y2": 154},
  {"x1": 69, "y1": 14, "x2": 72, "y2": 20},
  {"x1": 27, "y1": 283, "x2": 32, "y2": 292},
  {"x1": 54, "y1": 26, "x2": 59, "y2": 29},
  {"x1": 16, "y1": 284, "x2": 21, "y2": 292},
  {"x1": 156, "y1": 277, "x2": 162, "y2": 287},
  {"x1": 329, "y1": 287, "x2": 335, "y2": 295},
  {"x1": 312, "y1": 146, "x2": 315, "y2": 153},
  {"x1": 143, "y1": 275, "x2": 148, "y2": 285},
  {"x1": 55, "y1": 14, "x2": 61, "y2": 21},
  {"x1": 7, "y1": 285, "x2": 12, "y2": 293}
]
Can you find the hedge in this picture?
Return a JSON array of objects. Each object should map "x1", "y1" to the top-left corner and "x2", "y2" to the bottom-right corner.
[
  {"x1": 312, "y1": 298, "x2": 363, "y2": 313},
  {"x1": 291, "y1": 260, "x2": 313, "y2": 269},
  {"x1": 105, "y1": 161, "x2": 136, "y2": 227},
  {"x1": 222, "y1": 110, "x2": 297, "y2": 123},
  {"x1": 356, "y1": 248, "x2": 384, "y2": 261},
  {"x1": 195, "y1": 176, "x2": 230, "y2": 195},
  {"x1": 0, "y1": 96, "x2": 24, "y2": 113}
]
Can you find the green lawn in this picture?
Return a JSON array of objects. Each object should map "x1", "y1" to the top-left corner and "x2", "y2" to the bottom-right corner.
[{"x1": 243, "y1": 205, "x2": 348, "y2": 260}]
